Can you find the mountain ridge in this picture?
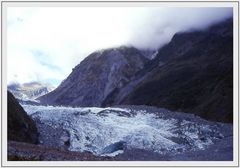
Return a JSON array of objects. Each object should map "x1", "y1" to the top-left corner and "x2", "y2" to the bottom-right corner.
[
  {"x1": 111, "y1": 18, "x2": 233, "y2": 123},
  {"x1": 39, "y1": 18, "x2": 233, "y2": 123},
  {"x1": 8, "y1": 82, "x2": 55, "y2": 101},
  {"x1": 38, "y1": 46, "x2": 149, "y2": 106}
]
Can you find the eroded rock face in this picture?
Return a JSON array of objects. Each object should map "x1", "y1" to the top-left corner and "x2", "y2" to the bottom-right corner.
[
  {"x1": 7, "y1": 91, "x2": 38, "y2": 144},
  {"x1": 38, "y1": 46, "x2": 148, "y2": 107}
]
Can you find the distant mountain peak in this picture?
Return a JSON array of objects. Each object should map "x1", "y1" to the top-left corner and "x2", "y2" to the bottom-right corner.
[{"x1": 8, "y1": 82, "x2": 55, "y2": 101}]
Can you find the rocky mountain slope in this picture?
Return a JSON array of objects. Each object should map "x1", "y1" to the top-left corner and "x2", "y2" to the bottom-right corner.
[
  {"x1": 7, "y1": 91, "x2": 38, "y2": 144},
  {"x1": 39, "y1": 46, "x2": 148, "y2": 106},
  {"x1": 39, "y1": 19, "x2": 233, "y2": 123},
  {"x1": 139, "y1": 49, "x2": 157, "y2": 60},
  {"x1": 8, "y1": 82, "x2": 54, "y2": 101},
  {"x1": 104, "y1": 19, "x2": 233, "y2": 123}
]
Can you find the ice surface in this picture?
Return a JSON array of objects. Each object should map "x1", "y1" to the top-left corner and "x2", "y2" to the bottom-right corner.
[{"x1": 22, "y1": 105, "x2": 224, "y2": 157}]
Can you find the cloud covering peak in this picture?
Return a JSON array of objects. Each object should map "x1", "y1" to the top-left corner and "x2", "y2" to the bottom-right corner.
[{"x1": 7, "y1": 7, "x2": 233, "y2": 86}]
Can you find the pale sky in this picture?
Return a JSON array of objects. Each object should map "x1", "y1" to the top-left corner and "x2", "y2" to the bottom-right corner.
[{"x1": 7, "y1": 7, "x2": 233, "y2": 87}]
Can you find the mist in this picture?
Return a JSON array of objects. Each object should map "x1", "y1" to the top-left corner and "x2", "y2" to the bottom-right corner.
[{"x1": 7, "y1": 7, "x2": 233, "y2": 86}]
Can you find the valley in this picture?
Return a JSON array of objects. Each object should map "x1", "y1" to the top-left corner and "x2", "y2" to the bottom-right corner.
[{"x1": 7, "y1": 18, "x2": 234, "y2": 161}]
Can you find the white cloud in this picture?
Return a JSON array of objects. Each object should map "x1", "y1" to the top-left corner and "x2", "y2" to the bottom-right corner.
[{"x1": 7, "y1": 7, "x2": 233, "y2": 86}]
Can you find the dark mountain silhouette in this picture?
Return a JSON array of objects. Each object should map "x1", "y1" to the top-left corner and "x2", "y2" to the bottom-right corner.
[
  {"x1": 105, "y1": 19, "x2": 233, "y2": 123},
  {"x1": 8, "y1": 91, "x2": 38, "y2": 144}
]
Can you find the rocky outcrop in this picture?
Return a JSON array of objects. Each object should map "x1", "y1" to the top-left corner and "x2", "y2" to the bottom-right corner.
[
  {"x1": 8, "y1": 91, "x2": 38, "y2": 144},
  {"x1": 107, "y1": 19, "x2": 233, "y2": 123},
  {"x1": 38, "y1": 46, "x2": 148, "y2": 106}
]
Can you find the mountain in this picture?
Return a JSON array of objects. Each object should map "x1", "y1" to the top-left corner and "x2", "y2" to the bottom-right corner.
[
  {"x1": 8, "y1": 82, "x2": 55, "y2": 101},
  {"x1": 38, "y1": 46, "x2": 149, "y2": 106},
  {"x1": 139, "y1": 49, "x2": 157, "y2": 59},
  {"x1": 39, "y1": 19, "x2": 233, "y2": 123},
  {"x1": 8, "y1": 91, "x2": 38, "y2": 144},
  {"x1": 105, "y1": 19, "x2": 233, "y2": 123}
]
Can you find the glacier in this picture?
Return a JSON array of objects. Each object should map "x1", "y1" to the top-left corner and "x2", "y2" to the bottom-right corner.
[{"x1": 22, "y1": 105, "x2": 231, "y2": 157}]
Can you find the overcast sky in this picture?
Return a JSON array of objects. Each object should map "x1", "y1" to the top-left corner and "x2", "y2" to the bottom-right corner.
[{"x1": 7, "y1": 7, "x2": 233, "y2": 87}]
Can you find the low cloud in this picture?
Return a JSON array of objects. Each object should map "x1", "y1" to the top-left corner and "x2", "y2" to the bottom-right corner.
[{"x1": 7, "y1": 7, "x2": 233, "y2": 86}]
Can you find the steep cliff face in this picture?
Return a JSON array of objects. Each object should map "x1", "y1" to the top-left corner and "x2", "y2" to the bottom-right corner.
[
  {"x1": 113, "y1": 19, "x2": 233, "y2": 123},
  {"x1": 39, "y1": 46, "x2": 148, "y2": 106},
  {"x1": 8, "y1": 91, "x2": 38, "y2": 144}
]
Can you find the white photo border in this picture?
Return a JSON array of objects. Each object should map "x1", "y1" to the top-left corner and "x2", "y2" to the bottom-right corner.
[{"x1": 1, "y1": 1, "x2": 239, "y2": 167}]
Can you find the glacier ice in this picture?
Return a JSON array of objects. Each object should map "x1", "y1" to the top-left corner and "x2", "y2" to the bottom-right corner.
[{"x1": 22, "y1": 105, "x2": 224, "y2": 157}]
